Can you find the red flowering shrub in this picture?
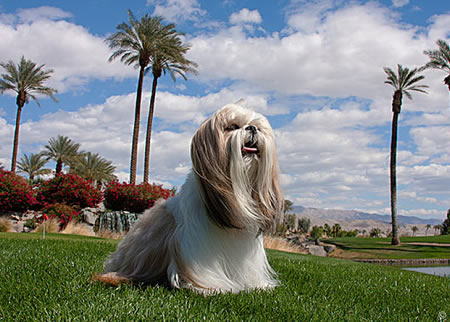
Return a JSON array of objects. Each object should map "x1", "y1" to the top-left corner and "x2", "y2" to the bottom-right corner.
[
  {"x1": 36, "y1": 173, "x2": 102, "y2": 210},
  {"x1": 41, "y1": 203, "x2": 79, "y2": 229},
  {"x1": 104, "y1": 181, "x2": 174, "y2": 213},
  {"x1": 0, "y1": 169, "x2": 37, "y2": 212}
]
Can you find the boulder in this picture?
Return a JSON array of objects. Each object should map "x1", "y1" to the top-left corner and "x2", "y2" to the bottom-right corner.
[
  {"x1": 307, "y1": 245, "x2": 327, "y2": 257},
  {"x1": 81, "y1": 208, "x2": 98, "y2": 226},
  {"x1": 323, "y1": 244, "x2": 336, "y2": 254}
]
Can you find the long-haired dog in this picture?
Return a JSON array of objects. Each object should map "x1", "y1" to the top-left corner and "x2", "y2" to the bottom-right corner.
[{"x1": 95, "y1": 104, "x2": 283, "y2": 293}]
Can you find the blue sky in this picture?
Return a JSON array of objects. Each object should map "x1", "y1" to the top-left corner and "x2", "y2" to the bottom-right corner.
[{"x1": 0, "y1": 0, "x2": 449, "y2": 220}]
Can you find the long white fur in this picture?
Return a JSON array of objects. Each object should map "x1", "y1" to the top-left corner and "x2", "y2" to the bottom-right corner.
[
  {"x1": 166, "y1": 172, "x2": 278, "y2": 292},
  {"x1": 102, "y1": 104, "x2": 281, "y2": 294}
]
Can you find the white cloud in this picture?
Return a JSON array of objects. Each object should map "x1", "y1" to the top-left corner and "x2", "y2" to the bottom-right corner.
[
  {"x1": 147, "y1": 0, "x2": 206, "y2": 23},
  {"x1": 152, "y1": 87, "x2": 288, "y2": 126},
  {"x1": 285, "y1": 0, "x2": 336, "y2": 33},
  {"x1": 184, "y1": 2, "x2": 450, "y2": 215},
  {"x1": 398, "y1": 191, "x2": 438, "y2": 204},
  {"x1": 0, "y1": 8, "x2": 134, "y2": 93},
  {"x1": 229, "y1": 8, "x2": 262, "y2": 25},
  {"x1": 392, "y1": 0, "x2": 409, "y2": 8},
  {"x1": 400, "y1": 208, "x2": 445, "y2": 218},
  {"x1": 16, "y1": 6, "x2": 72, "y2": 23},
  {"x1": 410, "y1": 126, "x2": 450, "y2": 161},
  {"x1": 189, "y1": 3, "x2": 449, "y2": 113}
]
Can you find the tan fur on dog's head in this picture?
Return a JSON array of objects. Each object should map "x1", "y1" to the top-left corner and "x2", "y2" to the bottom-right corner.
[{"x1": 190, "y1": 104, "x2": 283, "y2": 231}]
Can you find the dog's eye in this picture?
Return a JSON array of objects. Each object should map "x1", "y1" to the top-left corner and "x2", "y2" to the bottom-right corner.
[{"x1": 225, "y1": 124, "x2": 240, "y2": 131}]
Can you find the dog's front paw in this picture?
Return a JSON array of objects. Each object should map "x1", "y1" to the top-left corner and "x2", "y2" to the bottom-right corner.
[{"x1": 93, "y1": 272, "x2": 131, "y2": 286}]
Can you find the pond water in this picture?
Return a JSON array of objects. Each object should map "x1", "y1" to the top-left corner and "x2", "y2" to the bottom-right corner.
[{"x1": 403, "y1": 266, "x2": 450, "y2": 277}]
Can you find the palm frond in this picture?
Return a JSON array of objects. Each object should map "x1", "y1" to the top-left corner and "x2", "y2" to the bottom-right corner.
[
  {"x1": 384, "y1": 64, "x2": 428, "y2": 96},
  {"x1": 383, "y1": 67, "x2": 399, "y2": 90},
  {"x1": 70, "y1": 152, "x2": 117, "y2": 184},
  {"x1": 0, "y1": 56, "x2": 57, "y2": 106},
  {"x1": 17, "y1": 153, "x2": 51, "y2": 182},
  {"x1": 423, "y1": 39, "x2": 450, "y2": 72},
  {"x1": 42, "y1": 135, "x2": 81, "y2": 164}
]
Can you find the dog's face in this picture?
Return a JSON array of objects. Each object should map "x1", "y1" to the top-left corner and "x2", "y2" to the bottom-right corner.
[{"x1": 191, "y1": 104, "x2": 283, "y2": 231}]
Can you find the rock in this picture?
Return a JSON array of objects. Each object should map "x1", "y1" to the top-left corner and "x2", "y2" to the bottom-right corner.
[
  {"x1": 285, "y1": 234, "x2": 307, "y2": 245},
  {"x1": 22, "y1": 210, "x2": 39, "y2": 221},
  {"x1": 81, "y1": 209, "x2": 98, "y2": 226},
  {"x1": 13, "y1": 221, "x2": 23, "y2": 233},
  {"x1": 22, "y1": 226, "x2": 33, "y2": 233},
  {"x1": 323, "y1": 244, "x2": 336, "y2": 254},
  {"x1": 307, "y1": 245, "x2": 328, "y2": 257},
  {"x1": 97, "y1": 203, "x2": 105, "y2": 212}
]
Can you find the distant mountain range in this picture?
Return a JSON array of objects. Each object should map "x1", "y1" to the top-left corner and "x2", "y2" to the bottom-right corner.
[
  {"x1": 291, "y1": 206, "x2": 442, "y2": 226},
  {"x1": 290, "y1": 206, "x2": 443, "y2": 236}
]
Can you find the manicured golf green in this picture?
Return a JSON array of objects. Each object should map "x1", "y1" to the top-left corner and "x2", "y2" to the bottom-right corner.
[{"x1": 327, "y1": 235, "x2": 450, "y2": 259}]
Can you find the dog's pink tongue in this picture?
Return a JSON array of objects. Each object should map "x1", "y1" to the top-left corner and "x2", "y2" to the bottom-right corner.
[{"x1": 243, "y1": 147, "x2": 258, "y2": 153}]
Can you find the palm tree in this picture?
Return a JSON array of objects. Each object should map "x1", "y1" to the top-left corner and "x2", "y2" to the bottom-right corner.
[
  {"x1": 106, "y1": 10, "x2": 158, "y2": 185},
  {"x1": 16, "y1": 153, "x2": 51, "y2": 184},
  {"x1": 281, "y1": 199, "x2": 294, "y2": 229},
  {"x1": 411, "y1": 226, "x2": 418, "y2": 236},
  {"x1": 41, "y1": 135, "x2": 82, "y2": 174},
  {"x1": 370, "y1": 227, "x2": 381, "y2": 238},
  {"x1": 422, "y1": 39, "x2": 450, "y2": 90},
  {"x1": 283, "y1": 199, "x2": 294, "y2": 214},
  {"x1": 384, "y1": 64, "x2": 428, "y2": 245},
  {"x1": 433, "y1": 224, "x2": 441, "y2": 235},
  {"x1": 70, "y1": 152, "x2": 117, "y2": 189},
  {"x1": 143, "y1": 27, "x2": 198, "y2": 183},
  {"x1": 332, "y1": 223, "x2": 342, "y2": 238},
  {"x1": 0, "y1": 56, "x2": 58, "y2": 172},
  {"x1": 442, "y1": 209, "x2": 450, "y2": 235},
  {"x1": 425, "y1": 224, "x2": 431, "y2": 236}
]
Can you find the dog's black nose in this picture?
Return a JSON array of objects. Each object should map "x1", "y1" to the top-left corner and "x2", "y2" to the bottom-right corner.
[{"x1": 245, "y1": 125, "x2": 257, "y2": 134}]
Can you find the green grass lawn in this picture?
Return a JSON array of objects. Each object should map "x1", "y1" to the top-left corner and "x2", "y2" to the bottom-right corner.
[
  {"x1": 0, "y1": 232, "x2": 449, "y2": 321},
  {"x1": 326, "y1": 235, "x2": 450, "y2": 260}
]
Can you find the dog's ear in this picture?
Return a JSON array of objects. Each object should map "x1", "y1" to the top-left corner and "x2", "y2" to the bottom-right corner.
[{"x1": 191, "y1": 118, "x2": 246, "y2": 230}]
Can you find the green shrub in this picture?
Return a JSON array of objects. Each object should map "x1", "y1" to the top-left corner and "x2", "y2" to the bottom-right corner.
[
  {"x1": 284, "y1": 214, "x2": 296, "y2": 230},
  {"x1": 370, "y1": 227, "x2": 382, "y2": 237},
  {"x1": 104, "y1": 181, "x2": 174, "y2": 213},
  {"x1": 297, "y1": 217, "x2": 311, "y2": 234},
  {"x1": 36, "y1": 173, "x2": 102, "y2": 210},
  {"x1": 0, "y1": 169, "x2": 37, "y2": 212},
  {"x1": 310, "y1": 225, "x2": 324, "y2": 240}
]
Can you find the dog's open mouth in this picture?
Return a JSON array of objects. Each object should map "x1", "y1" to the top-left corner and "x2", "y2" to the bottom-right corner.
[{"x1": 242, "y1": 141, "x2": 259, "y2": 154}]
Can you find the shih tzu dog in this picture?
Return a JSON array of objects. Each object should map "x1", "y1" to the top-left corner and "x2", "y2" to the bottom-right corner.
[{"x1": 95, "y1": 104, "x2": 283, "y2": 293}]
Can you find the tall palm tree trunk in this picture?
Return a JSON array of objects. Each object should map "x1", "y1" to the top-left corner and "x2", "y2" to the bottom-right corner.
[
  {"x1": 129, "y1": 66, "x2": 146, "y2": 185},
  {"x1": 10, "y1": 103, "x2": 24, "y2": 173},
  {"x1": 390, "y1": 91, "x2": 402, "y2": 245},
  {"x1": 143, "y1": 76, "x2": 159, "y2": 183},
  {"x1": 56, "y1": 158, "x2": 63, "y2": 174}
]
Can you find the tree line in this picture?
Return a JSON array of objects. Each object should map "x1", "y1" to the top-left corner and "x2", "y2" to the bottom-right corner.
[{"x1": 14, "y1": 135, "x2": 116, "y2": 188}]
